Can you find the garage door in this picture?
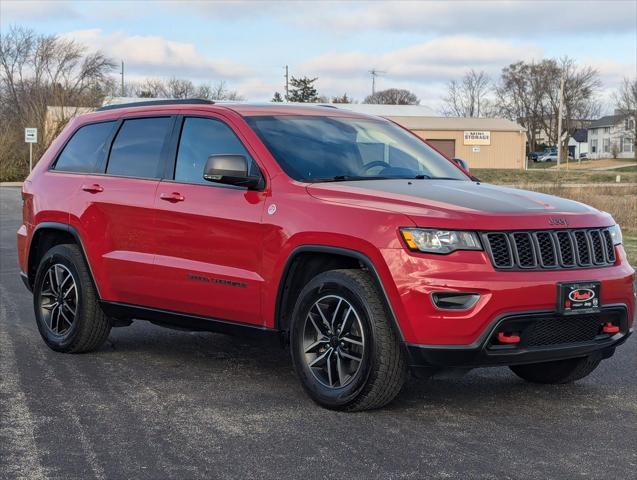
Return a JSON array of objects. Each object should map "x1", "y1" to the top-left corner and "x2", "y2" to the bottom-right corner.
[{"x1": 428, "y1": 139, "x2": 455, "y2": 158}]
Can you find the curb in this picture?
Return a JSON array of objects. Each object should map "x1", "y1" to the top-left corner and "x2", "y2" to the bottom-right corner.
[{"x1": 0, "y1": 182, "x2": 23, "y2": 187}]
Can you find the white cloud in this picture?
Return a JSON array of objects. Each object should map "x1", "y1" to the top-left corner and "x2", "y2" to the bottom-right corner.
[
  {"x1": 60, "y1": 29, "x2": 253, "y2": 80},
  {"x1": 0, "y1": 0, "x2": 79, "y2": 21},
  {"x1": 172, "y1": 0, "x2": 636, "y2": 37},
  {"x1": 301, "y1": 36, "x2": 543, "y2": 82}
]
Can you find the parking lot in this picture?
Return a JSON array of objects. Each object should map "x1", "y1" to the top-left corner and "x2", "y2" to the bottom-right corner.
[{"x1": 0, "y1": 186, "x2": 635, "y2": 479}]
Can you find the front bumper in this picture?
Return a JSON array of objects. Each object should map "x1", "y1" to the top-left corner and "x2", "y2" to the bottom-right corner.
[
  {"x1": 380, "y1": 247, "x2": 636, "y2": 345},
  {"x1": 405, "y1": 305, "x2": 632, "y2": 369}
]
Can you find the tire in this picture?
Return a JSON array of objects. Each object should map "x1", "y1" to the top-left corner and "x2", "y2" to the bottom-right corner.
[
  {"x1": 509, "y1": 353, "x2": 602, "y2": 384},
  {"x1": 289, "y1": 269, "x2": 407, "y2": 411},
  {"x1": 33, "y1": 243, "x2": 111, "y2": 353}
]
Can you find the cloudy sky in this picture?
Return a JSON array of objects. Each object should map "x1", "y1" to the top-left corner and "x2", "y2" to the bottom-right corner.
[{"x1": 2, "y1": 0, "x2": 636, "y2": 112}]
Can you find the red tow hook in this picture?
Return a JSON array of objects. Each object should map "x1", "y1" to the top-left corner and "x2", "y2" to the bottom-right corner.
[
  {"x1": 602, "y1": 322, "x2": 620, "y2": 334},
  {"x1": 497, "y1": 332, "x2": 521, "y2": 344}
]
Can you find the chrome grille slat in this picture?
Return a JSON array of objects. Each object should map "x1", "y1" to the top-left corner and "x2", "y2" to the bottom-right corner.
[{"x1": 483, "y1": 228, "x2": 615, "y2": 271}]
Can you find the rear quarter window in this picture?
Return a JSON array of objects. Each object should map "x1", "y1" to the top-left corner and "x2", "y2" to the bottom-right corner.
[{"x1": 53, "y1": 121, "x2": 116, "y2": 173}]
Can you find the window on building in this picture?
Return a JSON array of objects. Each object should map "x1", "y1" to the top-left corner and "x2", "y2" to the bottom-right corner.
[
  {"x1": 623, "y1": 137, "x2": 634, "y2": 153},
  {"x1": 627, "y1": 118, "x2": 635, "y2": 130},
  {"x1": 54, "y1": 121, "x2": 116, "y2": 173},
  {"x1": 603, "y1": 127, "x2": 610, "y2": 134},
  {"x1": 603, "y1": 138, "x2": 610, "y2": 153},
  {"x1": 591, "y1": 139, "x2": 597, "y2": 153},
  {"x1": 174, "y1": 117, "x2": 258, "y2": 185},
  {"x1": 107, "y1": 117, "x2": 173, "y2": 179}
]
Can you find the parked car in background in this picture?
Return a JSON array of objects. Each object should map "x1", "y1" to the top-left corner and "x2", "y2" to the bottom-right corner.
[
  {"x1": 17, "y1": 100, "x2": 635, "y2": 411},
  {"x1": 538, "y1": 151, "x2": 574, "y2": 162}
]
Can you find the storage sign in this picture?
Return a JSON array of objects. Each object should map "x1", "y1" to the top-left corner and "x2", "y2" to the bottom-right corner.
[
  {"x1": 25, "y1": 128, "x2": 38, "y2": 143},
  {"x1": 463, "y1": 130, "x2": 490, "y2": 146}
]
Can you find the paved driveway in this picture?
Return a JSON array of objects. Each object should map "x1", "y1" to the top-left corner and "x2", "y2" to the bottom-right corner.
[{"x1": 0, "y1": 187, "x2": 635, "y2": 479}]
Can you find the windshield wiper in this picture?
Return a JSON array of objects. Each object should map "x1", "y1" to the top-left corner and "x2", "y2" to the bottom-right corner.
[{"x1": 312, "y1": 175, "x2": 392, "y2": 183}]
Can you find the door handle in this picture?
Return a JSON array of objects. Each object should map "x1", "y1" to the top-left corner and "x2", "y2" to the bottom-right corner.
[
  {"x1": 159, "y1": 192, "x2": 185, "y2": 203},
  {"x1": 81, "y1": 184, "x2": 104, "y2": 193}
]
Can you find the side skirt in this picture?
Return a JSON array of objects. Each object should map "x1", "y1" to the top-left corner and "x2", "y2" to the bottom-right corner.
[{"x1": 100, "y1": 301, "x2": 282, "y2": 341}]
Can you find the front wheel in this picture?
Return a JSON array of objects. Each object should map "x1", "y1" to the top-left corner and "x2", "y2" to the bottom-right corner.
[
  {"x1": 509, "y1": 354, "x2": 602, "y2": 384},
  {"x1": 290, "y1": 269, "x2": 407, "y2": 411}
]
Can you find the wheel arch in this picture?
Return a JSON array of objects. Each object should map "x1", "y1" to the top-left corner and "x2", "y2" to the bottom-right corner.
[
  {"x1": 274, "y1": 245, "x2": 404, "y2": 342},
  {"x1": 28, "y1": 222, "x2": 99, "y2": 297}
]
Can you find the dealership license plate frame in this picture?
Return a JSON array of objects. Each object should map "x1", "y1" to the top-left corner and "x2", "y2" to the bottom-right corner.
[{"x1": 557, "y1": 281, "x2": 601, "y2": 315}]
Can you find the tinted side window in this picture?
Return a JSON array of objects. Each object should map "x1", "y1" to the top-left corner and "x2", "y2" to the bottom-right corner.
[
  {"x1": 54, "y1": 121, "x2": 116, "y2": 173},
  {"x1": 175, "y1": 117, "x2": 257, "y2": 185},
  {"x1": 107, "y1": 117, "x2": 172, "y2": 179}
]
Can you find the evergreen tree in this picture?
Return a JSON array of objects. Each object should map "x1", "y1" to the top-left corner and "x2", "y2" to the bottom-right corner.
[
  {"x1": 288, "y1": 76, "x2": 319, "y2": 103},
  {"x1": 271, "y1": 92, "x2": 284, "y2": 102}
]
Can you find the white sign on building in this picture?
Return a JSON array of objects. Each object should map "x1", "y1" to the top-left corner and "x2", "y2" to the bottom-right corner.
[{"x1": 463, "y1": 131, "x2": 490, "y2": 146}]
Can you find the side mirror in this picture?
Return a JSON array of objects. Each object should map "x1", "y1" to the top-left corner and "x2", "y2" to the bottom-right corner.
[
  {"x1": 203, "y1": 154, "x2": 261, "y2": 189},
  {"x1": 452, "y1": 157, "x2": 469, "y2": 171}
]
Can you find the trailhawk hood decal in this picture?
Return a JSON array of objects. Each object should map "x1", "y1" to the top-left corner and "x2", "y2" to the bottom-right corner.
[{"x1": 307, "y1": 179, "x2": 611, "y2": 230}]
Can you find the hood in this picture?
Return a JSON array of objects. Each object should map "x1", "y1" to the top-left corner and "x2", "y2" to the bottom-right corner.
[{"x1": 307, "y1": 179, "x2": 613, "y2": 230}]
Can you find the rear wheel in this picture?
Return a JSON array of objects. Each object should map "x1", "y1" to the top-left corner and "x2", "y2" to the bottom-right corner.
[
  {"x1": 509, "y1": 354, "x2": 602, "y2": 384},
  {"x1": 290, "y1": 269, "x2": 407, "y2": 411},
  {"x1": 33, "y1": 244, "x2": 111, "y2": 353}
]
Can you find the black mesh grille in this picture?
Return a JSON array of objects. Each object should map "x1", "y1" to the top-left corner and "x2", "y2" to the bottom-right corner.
[
  {"x1": 556, "y1": 231, "x2": 575, "y2": 266},
  {"x1": 512, "y1": 233, "x2": 536, "y2": 268},
  {"x1": 602, "y1": 230, "x2": 616, "y2": 263},
  {"x1": 588, "y1": 230, "x2": 605, "y2": 264},
  {"x1": 574, "y1": 231, "x2": 591, "y2": 265},
  {"x1": 488, "y1": 309, "x2": 625, "y2": 350},
  {"x1": 483, "y1": 228, "x2": 615, "y2": 271},
  {"x1": 485, "y1": 233, "x2": 512, "y2": 268},
  {"x1": 523, "y1": 315, "x2": 602, "y2": 346},
  {"x1": 535, "y1": 232, "x2": 557, "y2": 267}
]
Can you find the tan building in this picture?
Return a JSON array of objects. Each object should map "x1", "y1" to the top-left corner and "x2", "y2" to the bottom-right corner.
[
  {"x1": 387, "y1": 116, "x2": 527, "y2": 170},
  {"x1": 326, "y1": 104, "x2": 527, "y2": 170}
]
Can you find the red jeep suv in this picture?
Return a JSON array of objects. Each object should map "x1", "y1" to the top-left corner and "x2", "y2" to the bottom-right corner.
[{"x1": 17, "y1": 100, "x2": 635, "y2": 411}]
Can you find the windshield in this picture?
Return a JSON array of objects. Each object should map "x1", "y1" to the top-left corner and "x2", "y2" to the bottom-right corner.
[{"x1": 245, "y1": 115, "x2": 470, "y2": 182}]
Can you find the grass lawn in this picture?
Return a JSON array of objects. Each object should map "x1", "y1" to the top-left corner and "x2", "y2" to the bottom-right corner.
[
  {"x1": 622, "y1": 234, "x2": 637, "y2": 266},
  {"x1": 473, "y1": 168, "x2": 637, "y2": 185}
]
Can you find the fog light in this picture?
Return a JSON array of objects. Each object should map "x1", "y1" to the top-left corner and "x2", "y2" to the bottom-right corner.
[{"x1": 431, "y1": 292, "x2": 480, "y2": 310}]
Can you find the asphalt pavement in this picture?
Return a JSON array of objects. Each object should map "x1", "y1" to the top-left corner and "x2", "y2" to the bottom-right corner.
[{"x1": 0, "y1": 186, "x2": 635, "y2": 479}]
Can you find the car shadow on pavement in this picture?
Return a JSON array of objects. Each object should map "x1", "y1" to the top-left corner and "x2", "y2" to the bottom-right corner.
[{"x1": 96, "y1": 321, "x2": 614, "y2": 416}]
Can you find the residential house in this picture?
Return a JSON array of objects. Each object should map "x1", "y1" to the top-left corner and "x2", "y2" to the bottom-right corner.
[
  {"x1": 587, "y1": 112, "x2": 635, "y2": 159},
  {"x1": 568, "y1": 128, "x2": 588, "y2": 159}
]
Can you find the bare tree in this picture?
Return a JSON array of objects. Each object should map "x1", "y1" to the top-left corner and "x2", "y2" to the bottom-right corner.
[
  {"x1": 0, "y1": 26, "x2": 114, "y2": 180},
  {"x1": 613, "y1": 77, "x2": 637, "y2": 152},
  {"x1": 364, "y1": 88, "x2": 419, "y2": 105},
  {"x1": 442, "y1": 69, "x2": 491, "y2": 117},
  {"x1": 496, "y1": 58, "x2": 600, "y2": 157},
  {"x1": 496, "y1": 61, "x2": 546, "y2": 151},
  {"x1": 110, "y1": 77, "x2": 244, "y2": 102},
  {"x1": 332, "y1": 93, "x2": 353, "y2": 104},
  {"x1": 545, "y1": 58, "x2": 601, "y2": 162}
]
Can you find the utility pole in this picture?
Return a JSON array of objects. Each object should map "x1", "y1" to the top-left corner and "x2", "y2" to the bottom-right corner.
[
  {"x1": 120, "y1": 61, "x2": 125, "y2": 97},
  {"x1": 556, "y1": 72, "x2": 565, "y2": 170},
  {"x1": 284, "y1": 65, "x2": 289, "y2": 102},
  {"x1": 369, "y1": 69, "x2": 386, "y2": 95}
]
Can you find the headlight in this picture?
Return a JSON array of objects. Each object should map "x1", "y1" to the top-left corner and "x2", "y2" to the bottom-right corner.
[
  {"x1": 608, "y1": 224, "x2": 622, "y2": 245},
  {"x1": 400, "y1": 228, "x2": 482, "y2": 254}
]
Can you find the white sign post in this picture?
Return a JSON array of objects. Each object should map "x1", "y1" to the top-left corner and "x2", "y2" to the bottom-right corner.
[{"x1": 25, "y1": 128, "x2": 38, "y2": 172}]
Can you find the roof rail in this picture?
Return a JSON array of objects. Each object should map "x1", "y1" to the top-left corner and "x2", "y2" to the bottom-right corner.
[{"x1": 96, "y1": 98, "x2": 214, "y2": 112}]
